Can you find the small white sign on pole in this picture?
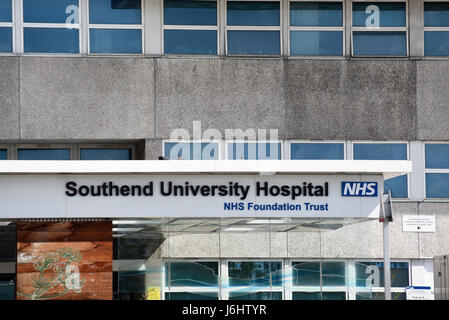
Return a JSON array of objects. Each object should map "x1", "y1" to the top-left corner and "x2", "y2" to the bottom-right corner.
[{"x1": 403, "y1": 215, "x2": 435, "y2": 233}]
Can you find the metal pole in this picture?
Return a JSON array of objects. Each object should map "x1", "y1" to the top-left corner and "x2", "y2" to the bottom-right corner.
[{"x1": 383, "y1": 217, "x2": 391, "y2": 300}]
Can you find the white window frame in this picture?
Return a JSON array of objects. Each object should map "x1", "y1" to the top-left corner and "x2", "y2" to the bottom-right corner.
[
  {"x1": 288, "y1": 0, "x2": 345, "y2": 57},
  {"x1": 77, "y1": 143, "x2": 136, "y2": 160},
  {"x1": 351, "y1": 140, "x2": 410, "y2": 200},
  {"x1": 422, "y1": 0, "x2": 449, "y2": 57},
  {"x1": 288, "y1": 140, "x2": 347, "y2": 160},
  {"x1": 87, "y1": 0, "x2": 145, "y2": 55},
  {"x1": 225, "y1": 0, "x2": 284, "y2": 56},
  {"x1": 0, "y1": 0, "x2": 15, "y2": 54},
  {"x1": 423, "y1": 141, "x2": 449, "y2": 201},
  {"x1": 225, "y1": 140, "x2": 284, "y2": 160},
  {"x1": 162, "y1": 139, "x2": 221, "y2": 160},
  {"x1": 161, "y1": 0, "x2": 220, "y2": 56},
  {"x1": 350, "y1": 0, "x2": 409, "y2": 57}
]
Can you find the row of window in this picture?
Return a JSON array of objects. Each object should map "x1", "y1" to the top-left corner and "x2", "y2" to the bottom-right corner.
[
  {"x1": 1, "y1": 0, "x2": 449, "y2": 56},
  {"x1": 160, "y1": 260, "x2": 410, "y2": 300}
]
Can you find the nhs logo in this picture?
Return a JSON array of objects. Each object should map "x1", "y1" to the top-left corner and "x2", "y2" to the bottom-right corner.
[{"x1": 341, "y1": 182, "x2": 378, "y2": 197}]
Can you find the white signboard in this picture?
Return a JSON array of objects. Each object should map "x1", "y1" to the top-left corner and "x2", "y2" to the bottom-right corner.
[
  {"x1": 406, "y1": 286, "x2": 434, "y2": 300},
  {"x1": 0, "y1": 174, "x2": 382, "y2": 219},
  {"x1": 403, "y1": 215, "x2": 436, "y2": 233}
]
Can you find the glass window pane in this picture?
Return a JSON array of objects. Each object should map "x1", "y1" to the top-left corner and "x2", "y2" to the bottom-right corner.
[
  {"x1": 322, "y1": 292, "x2": 346, "y2": 300},
  {"x1": 228, "y1": 30, "x2": 280, "y2": 55},
  {"x1": 165, "y1": 292, "x2": 218, "y2": 300},
  {"x1": 426, "y1": 173, "x2": 449, "y2": 198},
  {"x1": 384, "y1": 175, "x2": 408, "y2": 198},
  {"x1": 291, "y1": 143, "x2": 344, "y2": 160},
  {"x1": 426, "y1": 144, "x2": 449, "y2": 168},
  {"x1": 164, "y1": 30, "x2": 217, "y2": 55},
  {"x1": 228, "y1": 143, "x2": 282, "y2": 160},
  {"x1": 0, "y1": 27, "x2": 12, "y2": 52},
  {"x1": 17, "y1": 149, "x2": 71, "y2": 160},
  {"x1": 290, "y1": 31, "x2": 342, "y2": 56},
  {"x1": 292, "y1": 261, "x2": 320, "y2": 286},
  {"x1": 227, "y1": 1, "x2": 280, "y2": 26},
  {"x1": 89, "y1": 0, "x2": 142, "y2": 24},
  {"x1": 425, "y1": 31, "x2": 449, "y2": 56},
  {"x1": 167, "y1": 261, "x2": 219, "y2": 287},
  {"x1": 165, "y1": 142, "x2": 218, "y2": 160},
  {"x1": 353, "y1": 31, "x2": 407, "y2": 56},
  {"x1": 89, "y1": 29, "x2": 142, "y2": 54},
  {"x1": 164, "y1": 0, "x2": 217, "y2": 25},
  {"x1": 290, "y1": 2, "x2": 342, "y2": 27},
  {"x1": 23, "y1": 0, "x2": 79, "y2": 23},
  {"x1": 356, "y1": 292, "x2": 406, "y2": 300},
  {"x1": 80, "y1": 148, "x2": 131, "y2": 160},
  {"x1": 355, "y1": 261, "x2": 409, "y2": 288},
  {"x1": 352, "y1": 2, "x2": 406, "y2": 27},
  {"x1": 353, "y1": 143, "x2": 407, "y2": 160},
  {"x1": 0, "y1": 0, "x2": 12, "y2": 22},
  {"x1": 228, "y1": 261, "x2": 282, "y2": 287},
  {"x1": 292, "y1": 292, "x2": 321, "y2": 300},
  {"x1": 424, "y1": 2, "x2": 449, "y2": 27},
  {"x1": 322, "y1": 261, "x2": 346, "y2": 286},
  {"x1": 24, "y1": 28, "x2": 79, "y2": 53},
  {"x1": 229, "y1": 291, "x2": 282, "y2": 300},
  {"x1": 0, "y1": 149, "x2": 7, "y2": 160}
]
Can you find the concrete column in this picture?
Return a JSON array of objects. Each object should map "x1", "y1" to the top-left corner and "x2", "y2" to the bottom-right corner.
[{"x1": 409, "y1": 0, "x2": 424, "y2": 58}]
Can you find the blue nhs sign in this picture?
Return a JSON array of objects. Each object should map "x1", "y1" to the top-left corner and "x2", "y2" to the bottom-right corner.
[{"x1": 341, "y1": 182, "x2": 378, "y2": 197}]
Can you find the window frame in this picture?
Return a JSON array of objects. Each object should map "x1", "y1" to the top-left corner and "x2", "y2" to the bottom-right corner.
[
  {"x1": 161, "y1": 0, "x2": 220, "y2": 56},
  {"x1": 225, "y1": 140, "x2": 284, "y2": 160},
  {"x1": 288, "y1": 140, "x2": 347, "y2": 160},
  {"x1": 77, "y1": 143, "x2": 135, "y2": 160},
  {"x1": 422, "y1": 0, "x2": 449, "y2": 57},
  {"x1": 287, "y1": 0, "x2": 345, "y2": 57},
  {"x1": 423, "y1": 141, "x2": 449, "y2": 200},
  {"x1": 87, "y1": 0, "x2": 145, "y2": 55},
  {"x1": 0, "y1": 0, "x2": 14, "y2": 53},
  {"x1": 14, "y1": 143, "x2": 75, "y2": 160},
  {"x1": 225, "y1": 0, "x2": 284, "y2": 56},
  {"x1": 350, "y1": 0, "x2": 409, "y2": 57},
  {"x1": 162, "y1": 139, "x2": 221, "y2": 160},
  {"x1": 0, "y1": 144, "x2": 11, "y2": 160},
  {"x1": 351, "y1": 140, "x2": 410, "y2": 200}
]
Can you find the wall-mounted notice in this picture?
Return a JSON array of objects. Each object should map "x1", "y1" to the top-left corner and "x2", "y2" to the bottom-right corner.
[{"x1": 403, "y1": 215, "x2": 435, "y2": 233}]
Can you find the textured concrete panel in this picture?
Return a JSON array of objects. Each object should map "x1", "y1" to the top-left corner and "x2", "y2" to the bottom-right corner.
[
  {"x1": 0, "y1": 57, "x2": 19, "y2": 139},
  {"x1": 390, "y1": 203, "x2": 419, "y2": 259},
  {"x1": 19, "y1": 57, "x2": 154, "y2": 140},
  {"x1": 417, "y1": 61, "x2": 449, "y2": 140},
  {"x1": 145, "y1": 138, "x2": 163, "y2": 160},
  {"x1": 287, "y1": 231, "x2": 321, "y2": 258},
  {"x1": 164, "y1": 233, "x2": 220, "y2": 258},
  {"x1": 155, "y1": 59, "x2": 285, "y2": 139},
  {"x1": 285, "y1": 60, "x2": 416, "y2": 140},
  {"x1": 220, "y1": 232, "x2": 270, "y2": 258},
  {"x1": 418, "y1": 203, "x2": 449, "y2": 258}
]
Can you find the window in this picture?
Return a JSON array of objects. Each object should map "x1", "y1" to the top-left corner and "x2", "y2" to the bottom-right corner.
[
  {"x1": 425, "y1": 143, "x2": 449, "y2": 198},
  {"x1": 88, "y1": 0, "x2": 143, "y2": 54},
  {"x1": 290, "y1": 142, "x2": 344, "y2": 159},
  {"x1": 80, "y1": 148, "x2": 132, "y2": 160},
  {"x1": 353, "y1": 143, "x2": 408, "y2": 198},
  {"x1": 289, "y1": 1, "x2": 344, "y2": 56},
  {"x1": 226, "y1": 1, "x2": 281, "y2": 55},
  {"x1": 17, "y1": 148, "x2": 71, "y2": 160},
  {"x1": 164, "y1": 142, "x2": 219, "y2": 160},
  {"x1": 355, "y1": 261, "x2": 409, "y2": 300},
  {"x1": 0, "y1": 149, "x2": 7, "y2": 160},
  {"x1": 0, "y1": 0, "x2": 13, "y2": 52},
  {"x1": 424, "y1": 2, "x2": 449, "y2": 56},
  {"x1": 291, "y1": 260, "x2": 347, "y2": 300},
  {"x1": 227, "y1": 142, "x2": 282, "y2": 159},
  {"x1": 22, "y1": 0, "x2": 80, "y2": 53},
  {"x1": 163, "y1": 0, "x2": 218, "y2": 55},
  {"x1": 351, "y1": 1, "x2": 407, "y2": 56}
]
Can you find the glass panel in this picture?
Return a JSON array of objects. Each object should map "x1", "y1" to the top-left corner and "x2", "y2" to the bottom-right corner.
[
  {"x1": 290, "y1": 2, "x2": 343, "y2": 27},
  {"x1": 227, "y1": 1, "x2": 280, "y2": 26},
  {"x1": 227, "y1": 31, "x2": 280, "y2": 55},
  {"x1": 322, "y1": 292, "x2": 346, "y2": 300},
  {"x1": 353, "y1": 31, "x2": 407, "y2": 56},
  {"x1": 384, "y1": 175, "x2": 408, "y2": 198},
  {"x1": 356, "y1": 292, "x2": 406, "y2": 300},
  {"x1": 89, "y1": 0, "x2": 142, "y2": 24},
  {"x1": 0, "y1": 0, "x2": 12, "y2": 22},
  {"x1": 89, "y1": 29, "x2": 142, "y2": 54},
  {"x1": 355, "y1": 262, "x2": 409, "y2": 288},
  {"x1": 165, "y1": 292, "x2": 218, "y2": 300},
  {"x1": 292, "y1": 291, "x2": 321, "y2": 300},
  {"x1": 165, "y1": 142, "x2": 218, "y2": 160},
  {"x1": 0, "y1": 149, "x2": 6, "y2": 160},
  {"x1": 24, "y1": 28, "x2": 79, "y2": 53},
  {"x1": 17, "y1": 148, "x2": 71, "y2": 160},
  {"x1": 426, "y1": 144, "x2": 449, "y2": 168},
  {"x1": 229, "y1": 291, "x2": 282, "y2": 300},
  {"x1": 164, "y1": 30, "x2": 217, "y2": 55},
  {"x1": 424, "y1": 2, "x2": 449, "y2": 27},
  {"x1": 228, "y1": 143, "x2": 282, "y2": 160},
  {"x1": 80, "y1": 148, "x2": 132, "y2": 160},
  {"x1": 425, "y1": 31, "x2": 449, "y2": 56},
  {"x1": 228, "y1": 261, "x2": 282, "y2": 287},
  {"x1": 290, "y1": 143, "x2": 344, "y2": 160},
  {"x1": 292, "y1": 261, "x2": 320, "y2": 286},
  {"x1": 0, "y1": 27, "x2": 12, "y2": 52},
  {"x1": 322, "y1": 261, "x2": 346, "y2": 286},
  {"x1": 166, "y1": 261, "x2": 219, "y2": 287},
  {"x1": 426, "y1": 173, "x2": 449, "y2": 198},
  {"x1": 0, "y1": 277, "x2": 15, "y2": 300},
  {"x1": 164, "y1": 0, "x2": 217, "y2": 25},
  {"x1": 352, "y1": 2, "x2": 406, "y2": 27},
  {"x1": 23, "y1": 0, "x2": 79, "y2": 23},
  {"x1": 290, "y1": 31, "x2": 343, "y2": 56}
]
